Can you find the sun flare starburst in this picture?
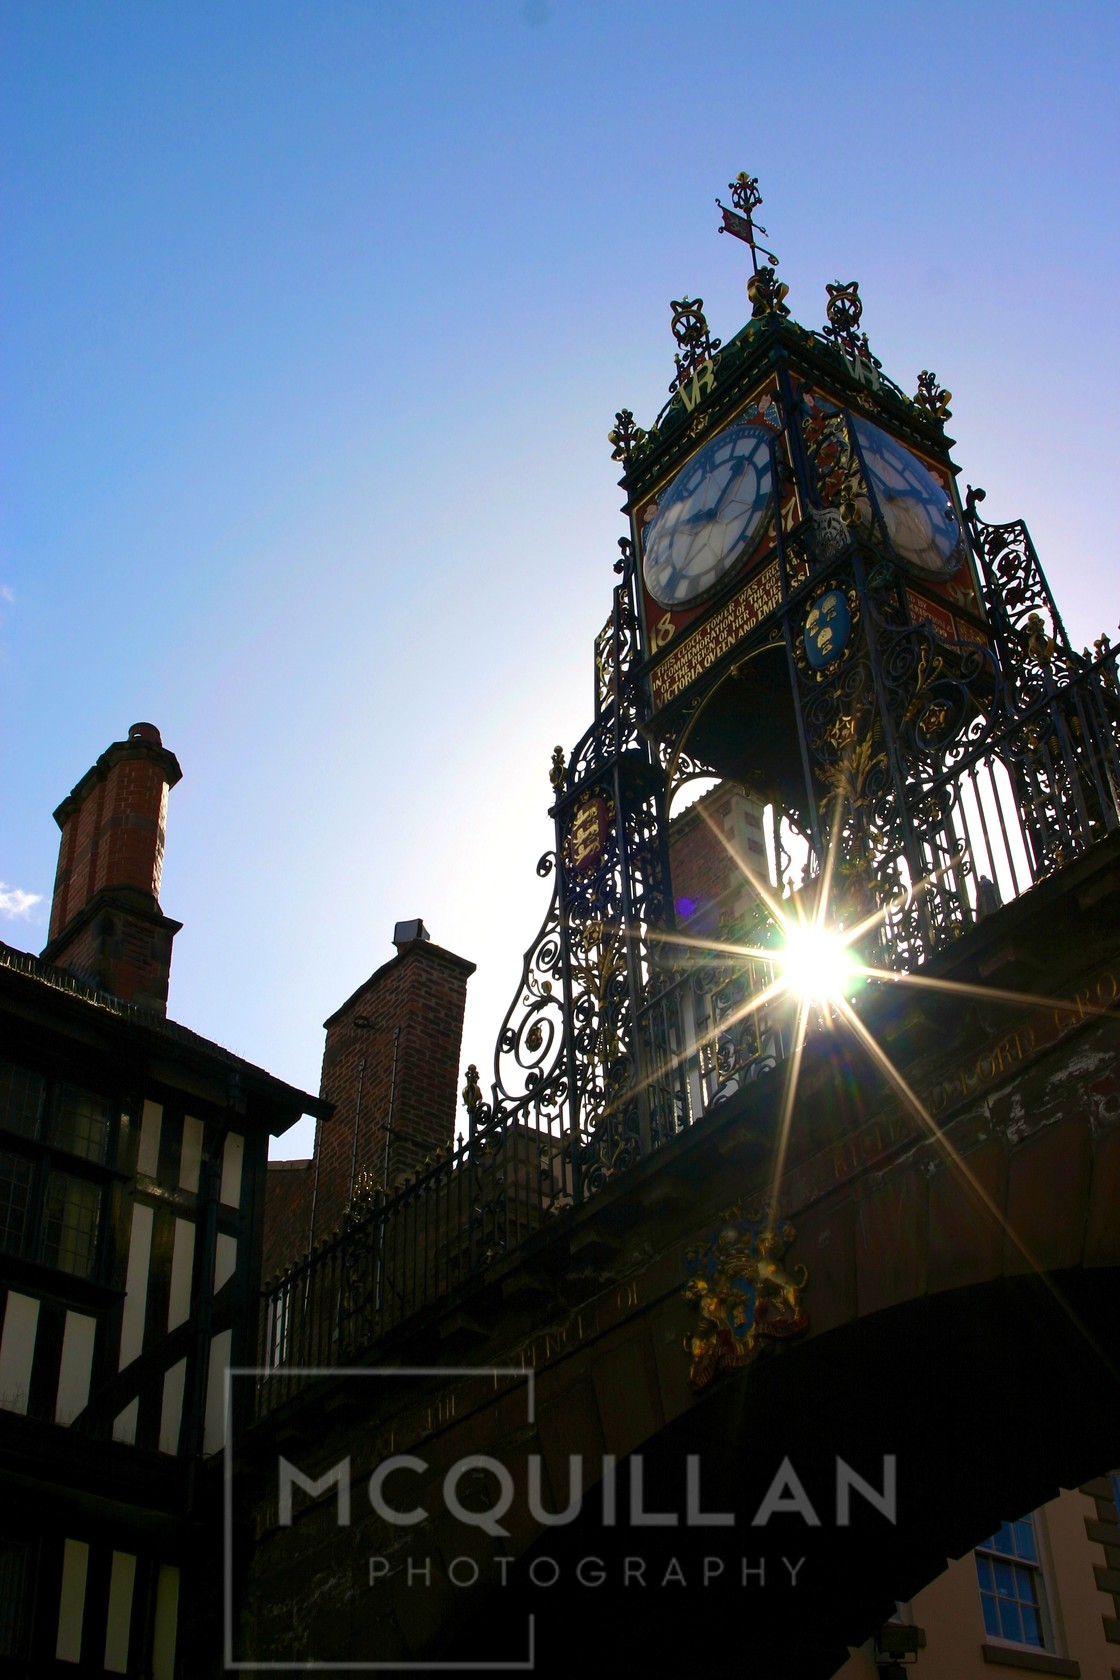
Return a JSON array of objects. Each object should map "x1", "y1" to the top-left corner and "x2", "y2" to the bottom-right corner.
[{"x1": 650, "y1": 791, "x2": 1114, "y2": 1320}]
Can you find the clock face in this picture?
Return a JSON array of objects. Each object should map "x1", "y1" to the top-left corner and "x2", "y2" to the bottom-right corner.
[
  {"x1": 851, "y1": 418, "x2": 966, "y2": 578},
  {"x1": 641, "y1": 424, "x2": 774, "y2": 609}
]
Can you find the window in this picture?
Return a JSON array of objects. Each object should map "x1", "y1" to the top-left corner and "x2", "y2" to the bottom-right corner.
[
  {"x1": 0, "y1": 1061, "x2": 45, "y2": 1139},
  {"x1": 52, "y1": 1083, "x2": 112, "y2": 1162},
  {"x1": 0, "y1": 1151, "x2": 33, "y2": 1254},
  {"x1": 0, "y1": 1059, "x2": 117, "y2": 1282},
  {"x1": 0, "y1": 1535, "x2": 34, "y2": 1658},
  {"x1": 975, "y1": 1515, "x2": 1050, "y2": 1648},
  {"x1": 43, "y1": 1173, "x2": 103, "y2": 1276}
]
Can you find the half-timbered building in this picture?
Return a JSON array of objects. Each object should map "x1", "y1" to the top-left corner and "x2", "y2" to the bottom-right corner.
[{"x1": 0, "y1": 723, "x2": 327, "y2": 1675}]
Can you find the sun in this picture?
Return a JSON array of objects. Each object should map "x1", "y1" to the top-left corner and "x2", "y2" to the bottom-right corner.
[{"x1": 777, "y1": 918, "x2": 861, "y2": 1007}]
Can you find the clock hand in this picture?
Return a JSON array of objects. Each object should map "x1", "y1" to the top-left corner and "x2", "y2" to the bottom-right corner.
[{"x1": 710, "y1": 460, "x2": 754, "y2": 518}]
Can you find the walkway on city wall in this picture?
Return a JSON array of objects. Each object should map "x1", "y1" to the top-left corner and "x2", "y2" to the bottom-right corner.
[{"x1": 235, "y1": 833, "x2": 1120, "y2": 1679}]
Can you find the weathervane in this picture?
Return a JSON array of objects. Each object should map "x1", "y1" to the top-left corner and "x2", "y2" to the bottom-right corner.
[
  {"x1": 717, "y1": 171, "x2": 789, "y2": 319},
  {"x1": 716, "y1": 172, "x2": 779, "y2": 274}
]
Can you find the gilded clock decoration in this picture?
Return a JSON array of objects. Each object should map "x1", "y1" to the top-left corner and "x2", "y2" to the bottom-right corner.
[
  {"x1": 747, "y1": 265, "x2": 790, "y2": 318},
  {"x1": 608, "y1": 407, "x2": 647, "y2": 464},
  {"x1": 668, "y1": 296, "x2": 721, "y2": 404},
  {"x1": 914, "y1": 369, "x2": 952, "y2": 420}
]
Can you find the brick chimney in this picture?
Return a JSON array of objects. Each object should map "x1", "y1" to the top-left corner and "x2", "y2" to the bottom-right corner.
[
  {"x1": 41, "y1": 722, "x2": 183, "y2": 1012},
  {"x1": 307, "y1": 920, "x2": 475, "y2": 1242}
]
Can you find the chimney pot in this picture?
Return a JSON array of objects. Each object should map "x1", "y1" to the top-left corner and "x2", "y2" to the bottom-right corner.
[{"x1": 393, "y1": 918, "x2": 430, "y2": 949}]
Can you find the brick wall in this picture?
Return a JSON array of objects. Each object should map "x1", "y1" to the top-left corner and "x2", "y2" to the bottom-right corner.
[
  {"x1": 261, "y1": 1160, "x2": 315, "y2": 1283},
  {"x1": 273, "y1": 931, "x2": 476, "y2": 1257},
  {"x1": 669, "y1": 784, "x2": 769, "y2": 935}
]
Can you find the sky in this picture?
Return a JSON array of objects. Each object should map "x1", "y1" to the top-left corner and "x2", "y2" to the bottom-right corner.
[{"x1": 2, "y1": 1, "x2": 1117, "y2": 1159}]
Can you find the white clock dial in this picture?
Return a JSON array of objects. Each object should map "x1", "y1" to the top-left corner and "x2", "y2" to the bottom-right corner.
[
  {"x1": 642, "y1": 424, "x2": 774, "y2": 610},
  {"x1": 851, "y1": 418, "x2": 965, "y2": 578}
]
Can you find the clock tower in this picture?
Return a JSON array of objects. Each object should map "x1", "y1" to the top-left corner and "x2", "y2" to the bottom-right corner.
[
  {"x1": 481, "y1": 173, "x2": 1118, "y2": 1204},
  {"x1": 617, "y1": 174, "x2": 1000, "y2": 927}
]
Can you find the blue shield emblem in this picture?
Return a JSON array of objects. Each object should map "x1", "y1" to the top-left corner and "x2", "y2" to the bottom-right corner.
[{"x1": 803, "y1": 589, "x2": 851, "y2": 671}]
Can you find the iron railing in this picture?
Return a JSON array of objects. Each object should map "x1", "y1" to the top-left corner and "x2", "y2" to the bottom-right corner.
[{"x1": 257, "y1": 1085, "x2": 569, "y2": 1412}]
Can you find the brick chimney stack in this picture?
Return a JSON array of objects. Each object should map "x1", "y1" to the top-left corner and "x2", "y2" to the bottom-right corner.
[
  {"x1": 308, "y1": 920, "x2": 475, "y2": 1240},
  {"x1": 41, "y1": 722, "x2": 183, "y2": 1012}
]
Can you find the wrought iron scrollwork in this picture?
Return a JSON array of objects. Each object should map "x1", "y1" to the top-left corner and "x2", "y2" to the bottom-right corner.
[
  {"x1": 966, "y1": 494, "x2": 1077, "y2": 684},
  {"x1": 492, "y1": 851, "x2": 566, "y2": 1106}
]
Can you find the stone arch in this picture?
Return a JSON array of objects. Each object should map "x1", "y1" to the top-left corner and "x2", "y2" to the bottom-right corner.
[{"x1": 444, "y1": 1267, "x2": 1120, "y2": 1679}]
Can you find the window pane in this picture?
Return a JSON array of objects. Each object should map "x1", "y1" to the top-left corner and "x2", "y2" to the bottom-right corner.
[
  {"x1": 980, "y1": 1594, "x2": 1001, "y2": 1637},
  {"x1": 998, "y1": 1598, "x2": 1023, "y2": 1641},
  {"x1": 0, "y1": 1150, "x2": 33, "y2": 1257},
  {"x1": 0, "y1": 1536, "x2": 33, "y2": 1657},
  {"x1": 0, "y1": 1061, "x2": 44, "y2": 1140},
  {"x1": 52, "y1": 1085, "x2": 112, "y2": 1163},
  {"x1": 43, "y1": 1173, "x2": 102, "y2": 1278}
]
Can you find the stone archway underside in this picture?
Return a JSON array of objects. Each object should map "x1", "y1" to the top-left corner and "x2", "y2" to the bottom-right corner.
[{"x1": 444, "y1": 1269, "x2": 1120, "y2": 1679}]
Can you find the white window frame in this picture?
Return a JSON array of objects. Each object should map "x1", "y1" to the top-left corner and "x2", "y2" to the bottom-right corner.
[{"x1": 974, "y1": 1511, "x2": 1055, "y2": 1653}]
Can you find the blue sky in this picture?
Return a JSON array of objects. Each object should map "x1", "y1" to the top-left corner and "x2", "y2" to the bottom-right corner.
[{"x1": 3, "y1": 1, "x2": 1117, "y2": 1156}]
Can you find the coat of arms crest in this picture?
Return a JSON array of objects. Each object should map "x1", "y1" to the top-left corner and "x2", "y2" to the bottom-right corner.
[{"x1": 684, "y1": 1206, "x2": 809, "y2": 1391}]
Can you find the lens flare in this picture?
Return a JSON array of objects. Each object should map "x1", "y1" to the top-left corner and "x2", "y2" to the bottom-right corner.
[{"x1": 778, "y1": 920, "x2": 858, "y2": 1004}]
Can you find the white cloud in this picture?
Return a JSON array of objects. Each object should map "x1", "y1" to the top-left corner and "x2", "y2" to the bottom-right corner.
[
  {"x1": 0, "y1": 585, "x2": 13, "y2": 604},
  {"x1": 0, "y1": 884, "x2": 42, "y2": 919}
]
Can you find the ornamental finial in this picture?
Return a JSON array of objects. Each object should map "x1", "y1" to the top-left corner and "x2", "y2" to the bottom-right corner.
[
  {"x1": 716, "y1": 171, "x2": 780, "y2": 275},
  {"x1": 461, "y1": 1063, "x2": 482, "y2": 1115},
  {"x1": 823, "y1": 280, "x2": 864, "y2": 347},
  {"x1": 668, "y1": 297, "x2": 721, "y2": 396},
  {"x1": 914, "y1": 369, "x2": 952, "y2": 420},
  {"x1": 822, "y1": 279, "x2": 881, "y2": 378},
  {"x1": 608, "y1": 407, "x2": 647, "y2": 463}
]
